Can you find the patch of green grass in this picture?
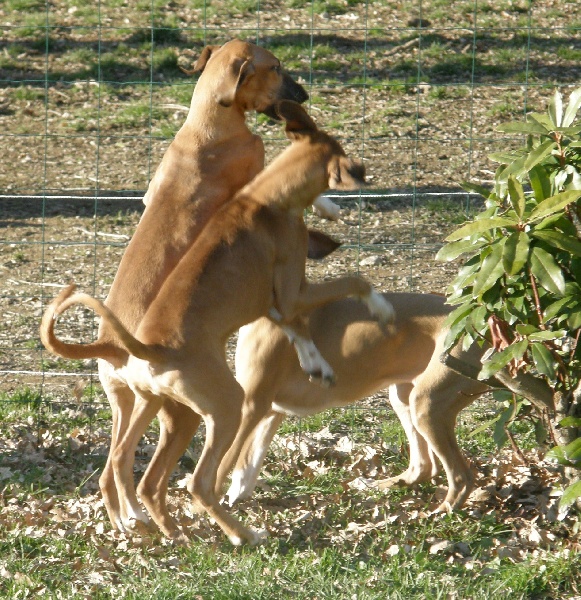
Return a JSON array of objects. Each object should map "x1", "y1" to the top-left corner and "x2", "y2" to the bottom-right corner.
[
  {"x1": 5, "y1": 0, "x2": 45, "y2": 10},
  {"x1": 157, "y1": 121, "x2": 180, "y2": 139},
  {"x1": 10, "y1": 22, "x2": 47, "y2": 40},
  {"x1": 108, "y1": 103, "x2": 163, "y2": 129},
  {"x1": 0, "y1": 520, "x2": 578, "y2": 599},
  {"x1": 487, "y1": 98, "x2": 521, "y2": 119},
  {"x1": 385, "y1": 79, "x2": 412, "y2": 95},
  {"x1": 0, "y1": 387, "x2": 42, "y2": 416},
  {"x1": 423, "y1": 41, "x2": 451, "y2": 61},
  {"x1": 288, "y1": 0, "x2": 363, "y2": 15},
  {"x1": 41, "y1": 357, "x2": 90, "y2": 372},
  {"x1": 423, "y1": 197, "x2": 475, "y2": 226},
  {"x1": 152, "y1": 47, "x2": 180, "y2": 73},
  {"x1": 429, "y1": 54, "x2": 476, "y2": 79},
  {"x1": 428, "y1": 85, "x2": 470, "y2": 101},
  {"x1": 11, "y1": 249, "x2": 27, "y2": 263},
  {"x1": 557, "y1": 46, "x2": 581, "y2": 61}
]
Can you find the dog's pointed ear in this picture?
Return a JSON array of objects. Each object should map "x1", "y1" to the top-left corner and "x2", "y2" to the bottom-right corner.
[
  {"x1": 276, "y1": 100, "x2": 318, "y2": 138},
  {"x1": 214, "y1": 58, "x2": 255, "y2": 107},
  {"x1": 179, "y1": 45, "x2": 221, "y2": 76},
  {"x1": 307, "y1": 229, "x2": 342, "y2": 259},
  {"x1": 328, "y1": 157, "x2": 366, "y2": 190}
]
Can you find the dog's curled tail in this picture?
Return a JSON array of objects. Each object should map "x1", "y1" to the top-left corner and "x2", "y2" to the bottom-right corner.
[{"x1": 40, "y1": 284, "x2": 164, "y2": 363}]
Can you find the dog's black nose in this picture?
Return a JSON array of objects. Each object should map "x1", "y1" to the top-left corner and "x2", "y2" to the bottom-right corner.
[{"x1": 282, "y1": 73, "x2": 309, "y2": 103}]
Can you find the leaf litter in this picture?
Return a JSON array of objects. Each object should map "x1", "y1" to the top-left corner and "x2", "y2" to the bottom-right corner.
[{"x1": 1, "y1": 398, "x2": 579, "y2": 596}]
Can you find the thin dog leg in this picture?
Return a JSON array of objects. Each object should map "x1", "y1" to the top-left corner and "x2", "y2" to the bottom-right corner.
[
  {"x1": 410, "y1": 380, "x2": 476, "y2": 511},
  {"x1": 111, "y1": 392, "x2": 163, "y2": 531},
  {"x1": 226, "y1": 411, "x2": 284, "y2": 505},
  {"x1": 98, "y1": 372, "x2": 136, "y2": 531},
  {"x1": 375, "y1": 384, "x2": 440, "y2": 490},
  {"x1": 274, "y1": 273, "x2": 394, "y2": 326},
  {"x1": 137, "y1": 400, "x2": 201, "y2": 542},
  {"x1": 184, "y1": 373, "x2": 264, "y2": 545},
  {"x1": 214, "y1": 399, "x2": 279, "y2": 498}
]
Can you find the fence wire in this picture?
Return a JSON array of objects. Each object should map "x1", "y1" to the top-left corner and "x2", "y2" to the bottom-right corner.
[{"x1": 0, "y1": 1, "x2": 579, "y2": 438}]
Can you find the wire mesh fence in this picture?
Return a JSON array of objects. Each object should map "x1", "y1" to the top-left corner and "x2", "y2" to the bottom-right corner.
[{"x1": 0, "y1": 0, "x2": 579, "y2": 442}]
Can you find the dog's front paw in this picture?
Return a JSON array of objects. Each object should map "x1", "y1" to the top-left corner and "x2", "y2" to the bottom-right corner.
[
  {"x1": 292, "y1": 337, "x2": 336, "y2": 387},
  {"x1": 364, "y1": 289, "x2": 395, "y2": 325},
  {"x1": 121, "y1": 505, "x2": 151, "y2": 533},
  {"x1": 229, "y1": 527, "x2": 268, "y2": 547},
  {"x1": 313, "y1": 195, "x2": 341, "y2": 221},
  {"x1": 308, "y1": 367, "x2": 336, "y2": 388}
]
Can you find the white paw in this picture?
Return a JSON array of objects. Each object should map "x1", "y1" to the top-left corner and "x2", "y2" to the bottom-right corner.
[
  {"x1": 226, "y1": 471, "x2": 250, "y2": 507},
  {"x1": 122, "y1": 505, "x2": 150, "y2": 531},
  {"x1": 229, "y1": 534, "x2": 244, "y2": 546},
  {"x1": 293, "y1": 337, "x2": 336, "y2": 386},
  {"x1": 313, "y1": 195, "x2": 341, "y2": 221},
  {"x1": 228, "y1": 528, "x2": 267, "y2": 547},
  {"x1": 364, "y1": 289, "x2": 395, "y2": 325},
  {"x1": 114, "y1": 517, "x2": 128, "y2": 533}
]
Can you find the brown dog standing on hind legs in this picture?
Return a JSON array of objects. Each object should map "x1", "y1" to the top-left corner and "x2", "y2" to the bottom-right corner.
[
  {"x1": 40, "y1": 101, "x2": 395, "y2": 545},
  {"x1": 222, "y1": 293, "x2": 555, "y2": 513},
  {"x1": 38, "y1": 40, "x2": 308, "y2": 536}
]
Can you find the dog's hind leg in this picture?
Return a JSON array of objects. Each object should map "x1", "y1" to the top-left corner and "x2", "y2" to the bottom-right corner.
[
  {"x1": 410, "y1": 366, "x2": 482, "y2": 511},
  {"x1": 375, "y1": 383, "x2": 440, "y2": 491},
  {"x1": 184, "y1": 366, "x2": 265, "y2": 545},
  {"x1": 214, "y1": 396, "x2": 282, "y2": 500},
  {"x1": 137, "y1": 399, "x2": 201, "y2": 543},
  {"x1": 111, "y1": 391, "x2": 163, "y2": 533},
  {"x1": 98, "y1": 369, "x2": 136, "y2": 532}
]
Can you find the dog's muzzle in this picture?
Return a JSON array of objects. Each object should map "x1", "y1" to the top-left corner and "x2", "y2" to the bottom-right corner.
[
  {"x1": 282, "y1": 73, "x2": 309, "y2": 104},
  {"x1": 261, "y1": 73, "x2": 308, "y2": 120}
]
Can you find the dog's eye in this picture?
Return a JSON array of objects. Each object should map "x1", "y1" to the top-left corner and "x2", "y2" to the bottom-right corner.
[{"x1": 272, "y1": 64, "x2": 281, "y2": 74}]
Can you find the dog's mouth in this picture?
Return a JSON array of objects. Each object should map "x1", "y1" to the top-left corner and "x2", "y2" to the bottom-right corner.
[
  {"x1": 261, "y1": 104, "x2": 283, "y2": 120},
  {"x1": 260, "y1": 73, "x2": 308, "y2": 121}
]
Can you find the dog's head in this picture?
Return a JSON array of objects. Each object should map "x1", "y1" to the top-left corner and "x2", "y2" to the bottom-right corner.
[
  {"x1": 276, "y1": 100, "x2": 366, "y2": 191},
  {"x1": 185, "y1": 40, "x2": 308, "y2": 116}
]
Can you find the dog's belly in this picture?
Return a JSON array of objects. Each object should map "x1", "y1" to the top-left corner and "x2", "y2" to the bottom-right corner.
[{"x1": 271, "y1": 376, "x2": 391, "y2": 417}]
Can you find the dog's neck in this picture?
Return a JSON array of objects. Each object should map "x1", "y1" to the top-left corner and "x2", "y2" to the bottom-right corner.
[
  {"x1": 184, "y1": 83, "x2": 248, "y2": 141},
  {"x1": 240, "y1": 141, "x2": 330, "y2": 214}
]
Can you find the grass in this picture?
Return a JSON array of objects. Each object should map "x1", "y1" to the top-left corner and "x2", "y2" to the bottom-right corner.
[{"x1": 0, "y1": 386, "x2": 579, "y2": 598}]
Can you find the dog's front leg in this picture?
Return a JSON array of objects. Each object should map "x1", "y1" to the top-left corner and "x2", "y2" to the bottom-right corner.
[
  {"x1": 225, "y1": 411, "x2": 285, "y2": 506},
  {"x1": 274, "y1": 274, "x2": 395, "y2": 326},
  {"x1": 268, "y1": 310, "x2": 335, "y2": 386}
]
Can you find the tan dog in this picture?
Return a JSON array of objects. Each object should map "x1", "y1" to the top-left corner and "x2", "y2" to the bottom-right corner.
[
  {"x1": 224, "y1": 292, "x2": 555, "y2": 512},
  {"x1": 40, "y1": 101, "x2": 395, "y2": 545},
  {"x1": 39, "y1": 39, "x2": 308, "y2": 534}
]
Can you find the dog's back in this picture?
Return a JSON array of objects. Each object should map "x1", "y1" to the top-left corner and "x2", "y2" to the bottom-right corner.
[{"x1": 235, "y1": 292, "x2": 452, "y2": 415}]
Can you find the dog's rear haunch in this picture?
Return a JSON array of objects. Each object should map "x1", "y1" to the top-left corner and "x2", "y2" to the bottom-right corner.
[{"x1": 40, "y1": 101, "x2": 394, "y2": 545}]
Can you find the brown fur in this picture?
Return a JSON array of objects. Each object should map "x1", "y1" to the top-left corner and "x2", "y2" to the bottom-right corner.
[
  {"x1": 40, "y1": 39, "x2": 307, "y2": 535},
  {"x1": 223, "y1": 292, "x2": 555, "y2": 514},
  {"x1": 40, "y1": 102, "x2": 393, "y2": 544}
]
